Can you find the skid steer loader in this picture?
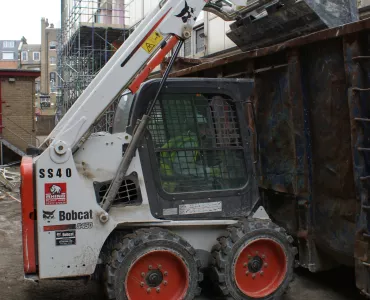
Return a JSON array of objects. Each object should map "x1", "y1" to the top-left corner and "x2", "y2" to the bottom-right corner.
[{"x1": 20, "y1": 0, "x2": 358, "y2": 299}]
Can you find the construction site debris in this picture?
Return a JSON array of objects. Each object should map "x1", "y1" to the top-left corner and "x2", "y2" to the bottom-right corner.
[{"x1": 0, "y1": 166, "x2": 20, "y2": 202}]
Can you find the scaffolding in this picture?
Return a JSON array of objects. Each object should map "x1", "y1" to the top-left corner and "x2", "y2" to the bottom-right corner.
[{"x1": 58, "y1": 0, "x2": 129, "y2": 132}]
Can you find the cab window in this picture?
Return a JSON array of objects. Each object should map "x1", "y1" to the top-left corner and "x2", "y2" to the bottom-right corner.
[{"x1": 148, "y1": 93, "x2": 248, "y2": 193}]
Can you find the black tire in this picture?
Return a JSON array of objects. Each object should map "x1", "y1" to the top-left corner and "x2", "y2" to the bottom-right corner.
[
  {"x1": 93, "y1": 231, "x2": 129, "y2": 282},
  {"x1": 211, "y1": 218, "x2": 297, "y2": 300},
  {"x1": 104, "y1": 227, "x2": 203, "y2": 300}
]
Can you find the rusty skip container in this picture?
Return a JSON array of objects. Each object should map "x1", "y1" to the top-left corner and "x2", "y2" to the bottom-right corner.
[{"x1": 166, "y1": 18, "x2": 370, "y2": 296}]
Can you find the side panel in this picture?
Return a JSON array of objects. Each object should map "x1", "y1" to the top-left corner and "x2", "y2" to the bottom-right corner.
[
  {"x1": 343, "y1": 32, "x2": 370, "y2": 295},
  {"x1": 255, "y1": 43, "x2": 357, "y2": 265},
  {"x1": 34, "y1": 148, "x2": 116, "y2": 279},
  {"x1": 301, "y1": 40, "x2": 356, "y2": 262},
  {"x1": 254, "y1": 68, "x2": 297, "y2": 194}
]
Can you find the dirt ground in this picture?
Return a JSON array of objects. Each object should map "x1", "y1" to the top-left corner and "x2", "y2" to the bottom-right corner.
[{"x1": 0, "y1": 196, "x2": 367, "y2": 300}]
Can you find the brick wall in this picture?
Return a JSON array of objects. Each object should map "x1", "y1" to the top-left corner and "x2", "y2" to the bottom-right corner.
[
  {"x1": 36, "y1": 115, "x2": 55, "y2": 136},
  {"x1": 0, "y1": 61, "x2": 18, "y2": 69},
  {"x1": 0, "y1": 77, "x2": 36, "y2": 151}
]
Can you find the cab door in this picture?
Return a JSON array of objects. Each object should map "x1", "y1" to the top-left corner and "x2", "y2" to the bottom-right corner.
[{"x1": 131, "y1": 78, "x2": 259, "y2": 220}]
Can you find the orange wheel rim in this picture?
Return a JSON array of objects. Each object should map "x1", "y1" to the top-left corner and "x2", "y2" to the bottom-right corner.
[
  {"x1": 234, "y1": 238, "x2": 287, "y2": 298},
  {"x1": 125, "y1": 250, "x2": 189, "y2": 300}
]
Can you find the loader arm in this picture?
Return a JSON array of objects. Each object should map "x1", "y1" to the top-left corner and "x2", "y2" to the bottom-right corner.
[{"x1": 42, "y1": 0, "x2": 248, "y2": 153}]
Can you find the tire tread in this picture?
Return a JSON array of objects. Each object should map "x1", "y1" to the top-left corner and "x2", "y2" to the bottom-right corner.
[
  {"x1": 211, "y1": 218, "x2": 296, "y2": 300},
  {"x1": 103, "y1": 228, "x2": 203, "y2": 300}
]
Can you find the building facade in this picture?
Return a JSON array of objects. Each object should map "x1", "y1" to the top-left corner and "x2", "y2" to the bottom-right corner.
[
  {"x1": 20, "y1": 43, "x2": 41, "y2": 71},
  {"x1": 20, "y1": 42, "x2": 41, "y2": 97},
  {"x1": 0, "y1": 40, "x2": 21, "y2": 69},
  {"x1": 40, "y1": 18, "x2": 60, "y2": 117}
]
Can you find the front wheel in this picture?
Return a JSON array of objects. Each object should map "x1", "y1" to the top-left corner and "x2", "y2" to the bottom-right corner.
[
  {"x1": 211, "y1": 219, "x2": 297, "y2": 300},
  {"x1": 104, "y1": 227, "x2": 203, "y2": 300}
]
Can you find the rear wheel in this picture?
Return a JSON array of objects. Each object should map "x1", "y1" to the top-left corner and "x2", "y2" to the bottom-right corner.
[
  {"x1": 211, "y1": 219, "x2": 296, "y2": 300},
  {"x1": 104, "y1": 227, "x2": 203, "y2": 300}
]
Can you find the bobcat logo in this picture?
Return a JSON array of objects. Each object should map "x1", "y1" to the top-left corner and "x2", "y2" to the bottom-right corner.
[
  {"x1": 175, "y1": 1, "x2": 196, "y2": 23},
  {"x1": 50, "y1": 184, "x2": 62, "y2": 195},
  {"x1": 43, "y1": 210, "x2": 55, "y2": 221}
]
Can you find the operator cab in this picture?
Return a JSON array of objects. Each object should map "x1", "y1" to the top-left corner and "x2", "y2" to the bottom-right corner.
[{"x1": 112, "y1": 78, "x2": 259, "y2": 220}]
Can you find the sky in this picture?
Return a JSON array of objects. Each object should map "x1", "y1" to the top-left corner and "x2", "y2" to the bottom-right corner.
[{"x1": 0, "y1": 0, "x2": 61, "y2": 44}]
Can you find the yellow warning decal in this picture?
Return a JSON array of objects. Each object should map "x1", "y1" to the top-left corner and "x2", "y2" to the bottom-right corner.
[{"x1": 142, "y1": 30, "x2": 163, "y2": 54}]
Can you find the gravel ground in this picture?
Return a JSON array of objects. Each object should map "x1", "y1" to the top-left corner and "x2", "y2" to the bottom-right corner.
[{"x1": 0, "y1": 194, "x2": 367, "y2": 299}]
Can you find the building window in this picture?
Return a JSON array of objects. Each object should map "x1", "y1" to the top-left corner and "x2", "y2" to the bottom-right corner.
[
  {"x1": 3, "y1": 41, "x2": 15, "y2": 48},
  {"x1": 184, "y1": 38, "x2": 191, "y2": 57},
  {"x1": 33, "y1": 52, "x2": 40, "y2": 61},
  {"x1": 35, "y1": 81, "x2": 40, "y2": 93},
  {"x1": 40, "y1": 97, "x2": 51, "y2": 108},
  {"x1": 50, "y1": 72, "x2": 56, "y2": 82},
  {"x1": 2, "y1": 52, "x2": 14, "y2": 60},
  {"x1": 50, "y1": 72, "x2": 57, "y2": 93},
  {"x1": 49, "y1": 56, "x2": 56, "y2": 65},
  {"x1": 49, "y1": 41, "x2": 57, "y2": 50},
  {"x1": 21, "y1": 51, "x2": 28, "y2": 61},
  {"x1": 195, "y1": 27, "x2": 205, "y2": 53}
]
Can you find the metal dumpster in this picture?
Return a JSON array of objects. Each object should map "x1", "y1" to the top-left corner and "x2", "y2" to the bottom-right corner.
[{"x1": 167, "y1": 18, "x2": 370, "y2": 296}]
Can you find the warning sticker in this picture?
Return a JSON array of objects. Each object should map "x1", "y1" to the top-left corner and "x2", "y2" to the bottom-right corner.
[
  {"x1": 179, "y1": 202, "x2": 222, "y2": 215},
  {"x1": 45, "y1": 183, "x2": 67, "y2": 205},
  {"x1": 141, "y1": 30, "x2": 163, "y2": 54},
  {"x1": 55, "y1": 230, "x2": 76, "y2": 246}
]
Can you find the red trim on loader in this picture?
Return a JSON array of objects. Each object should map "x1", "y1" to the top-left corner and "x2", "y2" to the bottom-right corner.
[
  {"x1": 125, "y1": 250, "x2": 189, "y2": 300},
  {"x1": 129, "y1": 35, "x2": 180, "y2": 93},
  {"x1": 21, "y1": 156, "x2": 37, "y2": 274},
  {"x1": 234, "y1": 238, "x2": 287, "y2": 298},
  {"x1": 43, "y1": 224, "x2": 76, "y2": 231}
]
